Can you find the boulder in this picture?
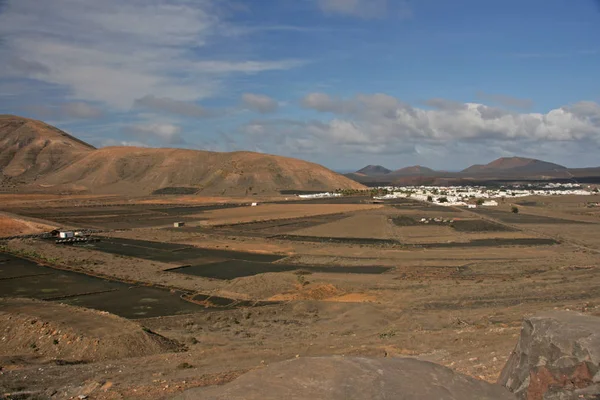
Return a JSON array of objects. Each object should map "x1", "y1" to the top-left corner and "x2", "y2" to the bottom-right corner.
[
  {"x1": 176, "y1": 356, "x2": 516, "y2": 400},
  {"x1": 498, "y1": 311, "x2": 600, "y2": 400}
]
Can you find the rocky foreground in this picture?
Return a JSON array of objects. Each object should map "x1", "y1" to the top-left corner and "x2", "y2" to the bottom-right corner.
[{"x1": 176, "y1": 311, "x2": 600, "y2": 400}]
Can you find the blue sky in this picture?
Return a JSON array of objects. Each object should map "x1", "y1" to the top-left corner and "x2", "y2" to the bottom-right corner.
[{"x1": 1, "y1": 0, "x2": 599, "y2": 171}]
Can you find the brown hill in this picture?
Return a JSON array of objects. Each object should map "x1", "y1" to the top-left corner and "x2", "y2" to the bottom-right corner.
[
  {"x1": 462, "y1": 157, "x2": 567, "y2": 175},
  {"x1": 37, "y1": 147, "x2": 366, "y2": 195},
  {"x1": 390, "y1": 165, "x2": 437, "y2": 176},
  {"x1": 0, "y1": 115, "x2": 95, "y2": 185},
  {"x1": 355, "y1": 165, "x2": 391, "y2": 176},
  {"x1": 1, "y1": 115, "x2": 365, "y2": 195}
]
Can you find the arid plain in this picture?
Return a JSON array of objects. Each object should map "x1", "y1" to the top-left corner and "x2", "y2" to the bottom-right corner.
[{"x1": 2, "y1": 192, "x2": 600, "y2": 399}]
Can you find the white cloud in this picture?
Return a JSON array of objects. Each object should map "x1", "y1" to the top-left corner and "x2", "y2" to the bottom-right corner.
[
  {"x1": 99, "y1": 139, "x2": 149, "y2": 148},
  {"x1": 0, "y1": 0, "x2": 305, "y2": 109},
  {"x1": 301, "y1": 92, "x2": 345, "y2": 113},
  {"x1": 251, "y1": 93, "x2": 600, "y2": 162},
  {"x1": 241, "y1": 93, "x2": 278, "y2": 113},
  {"x1": 25, "y1": 102, "x2": 104, "y2": 120},
  {"x1": 123, "y1": 123, "x2": 184, "y2": 145},
  {"x1": 301, "y1": 93, "x2": 600, "y2": 143},
  {"x1": 193, "y1": 60, "x2": 306, "y2": 74},
  {"x1": 134, "y1": 96, "x2": 217, "y2": 118}
]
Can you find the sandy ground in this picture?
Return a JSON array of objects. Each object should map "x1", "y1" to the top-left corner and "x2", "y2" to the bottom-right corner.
[
  {"x1": 196, "y1": 204, "x2": 382, "y2": 226},
  {"x1": 1, "y1": 195, "x2": 600, "y2": 399},
  {"x1": 0, "y1": 213, "x2": 57, "y2": 238},
  {"x1": 0, "y1": 194, "x2": 118, "y2": 206}
]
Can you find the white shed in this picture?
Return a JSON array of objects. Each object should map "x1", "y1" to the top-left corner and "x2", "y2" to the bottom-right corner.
[{"x1": 482, "y1": 200, "x2": 499, "y2": 207}]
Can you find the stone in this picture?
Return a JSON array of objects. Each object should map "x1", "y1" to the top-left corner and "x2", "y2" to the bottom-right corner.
[
  {"x1": 498, "y1": 311, "x2": 600, "y2": 400},
  {"x1": 175, "y1": 356, "x2": 516, "y2": 400}
]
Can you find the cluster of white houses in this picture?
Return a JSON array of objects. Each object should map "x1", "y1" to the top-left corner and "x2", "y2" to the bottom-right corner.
[
  {"x1": 373, "y1": 184, "x2": 594, "y2": 207},
  {"x1": 297, "y1": 183, "x2": 595, "y2": 207}
]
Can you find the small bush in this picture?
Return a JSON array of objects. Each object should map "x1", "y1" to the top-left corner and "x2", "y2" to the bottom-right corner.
[
  {"x1": 438, "y1": 197, "x2": 448, "y2": 203},
  {"x1": 177, "y1": 362, "x2": 194, "y2": 370},
  {"x1": 511, "y1": 206, "x2": 519, "y2": 214},
  {"x1": 296, "y1": 275, "x2": 309, "y2": 287},
  {"x1": 379, "y1": 329, "x2": 396, "y2": 339},
  {"x1": 427, "y1": 195, "x2": 433, "y2": 202},
  {"x1": 53, "y1": 339, "x2": 59, "y2": 345}
]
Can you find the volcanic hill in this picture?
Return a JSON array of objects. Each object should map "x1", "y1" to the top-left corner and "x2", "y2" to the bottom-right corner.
[
  {"x1": 389, "y1": 165, "x2": 437, "y2": 176},
  {"x1": 355, "y1": 165, "x2": 392, "y2": 176},
  {"x1": 0, "y1": 115, "x2": 95, "y2": 185},
  {"x1": 462, "y1": 157, "x2": 567, "y2": 175},
  {"x1": 0, "y1": 115, "x2": 365, "y2": 195}
]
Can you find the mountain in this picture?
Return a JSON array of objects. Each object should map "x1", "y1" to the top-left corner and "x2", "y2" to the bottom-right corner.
[
  {"x1": 355, "y1": 165, "x2": 391, "y2": 176},
  {"x1": 0, "y1": 115, "x2": 366, "y2": 195},
  {"x1": 0, "y1": 115, "x2": 95, "y2": 184},
  {"x1": 389, "y1": 165, "x2": 437, "y2": 176},
  {"x1": 462, "y1": 157, "x2": 567, "y2": 175}
]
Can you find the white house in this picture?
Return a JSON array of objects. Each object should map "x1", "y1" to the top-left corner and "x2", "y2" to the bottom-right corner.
[{"x1": 482, "y1": 200, "x2": 499, "y2": 207}]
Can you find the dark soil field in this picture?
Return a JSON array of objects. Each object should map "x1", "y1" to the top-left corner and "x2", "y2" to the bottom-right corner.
[
  {"x1": 418, "y1": 237, "x2": 559, "y2": 248},
  {"x1": 169, "y1": 261, "x2": 391, "y2": 280},
  {"x1": 209, "y1": 213, "x2": 352, "y2": 237},
  {"x1": 0, "y1": 254, "x2": 208, "y2": 318},
  {"x1": 270, "y1": 234, "x2": 401, "y2": 246},
  {"x1": 7, "y1": 203, "x2": 250, "y2": 230},
  {"x1": 1, "y1": 194, "x2": 600, "y2": 399},
  {"x1": 470, "y1": 208, "x2": 590, "y2": 224},
  {"x1": 451, "y1": 219, "x2": 517, "y2": 232},
  {"x1": 82, "y1": 237, "x2": 285, "y2": 263}
]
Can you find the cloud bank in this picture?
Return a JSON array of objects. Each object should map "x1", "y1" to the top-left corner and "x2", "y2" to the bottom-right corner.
[
  {"x1": 242, "y1": 93, "x2": 600, "y2": 165},
  {"x1": 0, "y1": 0, "x2": 304, "y2": 110}
]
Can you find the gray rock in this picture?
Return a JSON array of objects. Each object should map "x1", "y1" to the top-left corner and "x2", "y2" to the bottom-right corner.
[
  {"x1": 498, "y1": 311, "x2": 600, "y2": 400},
  {"x1": 176, "y1": 356, "x2": 516, "y2": 400}
]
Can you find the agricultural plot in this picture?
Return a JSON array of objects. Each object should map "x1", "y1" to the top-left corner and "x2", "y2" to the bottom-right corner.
[
  {"x1": 470, "y1": 208, "x2": 590, "y2": 224},
  {"x1": 0, "y1": 253, "x2": 209, "y2": 319},
  {"x1": 169, "y1": 261, "x2": 391, "y2": 280}
]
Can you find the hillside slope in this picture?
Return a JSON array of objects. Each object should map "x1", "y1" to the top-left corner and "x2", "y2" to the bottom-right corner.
[
  {"x1": 0, "y1": 115, "x2": 95, "y2": 184},
  {"x1": 37, "y1": 147, "x2": 366, "y2": 195}
]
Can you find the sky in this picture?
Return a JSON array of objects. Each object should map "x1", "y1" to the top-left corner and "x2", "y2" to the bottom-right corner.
[{"x1": 1, "y1": 0, "x2": 599, "y2": 171}]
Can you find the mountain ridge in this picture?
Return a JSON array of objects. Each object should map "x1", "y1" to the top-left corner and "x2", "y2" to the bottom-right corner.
[{"x1": 0, "y1": 115, "x2": 365, "y2": 195}]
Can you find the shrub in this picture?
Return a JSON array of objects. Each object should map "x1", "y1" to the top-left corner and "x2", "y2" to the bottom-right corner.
[
  {"x1": 438, "y1": 197, "x2": 448, "y2": 203},
  {"x1": 177, "y1": 362, "x2": 194, "y2": 370},
  {"x1": 427, "y1": 195, "x2": 433, "y2": 202},
  {"x1": 476, "y1": 198, "x2": 484, "y2": 205},
  {"x1": 511, "y1": 206, "x2": 519, "y2": 214}
]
